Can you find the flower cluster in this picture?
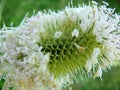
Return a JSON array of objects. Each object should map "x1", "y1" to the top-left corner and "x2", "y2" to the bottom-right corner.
[{"x1": 0, "y1": 1, "x2": 120, "y2": 90}]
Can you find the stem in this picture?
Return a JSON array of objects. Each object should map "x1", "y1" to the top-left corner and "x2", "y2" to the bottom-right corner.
[{"x1": 0, "y1": 0, "x2": 6, "y2": 23}]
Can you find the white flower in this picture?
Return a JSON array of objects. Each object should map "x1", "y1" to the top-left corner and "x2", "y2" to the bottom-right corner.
[
  {"x1": 54, "y1": 31, "x2": 63, "y2": 38},
  {"x1": 85, "y1": 59, "x2": 92, "y2": 73},
  {"x1": 94, "y1": 66, "x2": 103, "y2": 79},
  {"x1": 72, "y1": 29, "x2": 79, "y2": 37},
  {"x1": 91, "y1": 48, "x2": 100, "y2": 64},
  {"x1": 41, "y1": 53, "x2": 50, "y2": 72}
]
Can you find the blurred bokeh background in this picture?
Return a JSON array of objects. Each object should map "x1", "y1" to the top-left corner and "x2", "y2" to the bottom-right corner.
[{"x1": 0, "y1": 0, "x2": 120, "y2": 90}]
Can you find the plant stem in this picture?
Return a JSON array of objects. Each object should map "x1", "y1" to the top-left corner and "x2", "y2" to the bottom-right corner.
[{"x1": 0, "y1": 0, "x2": 6, "y2": 23}]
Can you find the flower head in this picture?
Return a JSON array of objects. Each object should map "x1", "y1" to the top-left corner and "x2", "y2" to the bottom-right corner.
[{"x1": 0, "y1": 1, "x2": 120, "y2": 90}]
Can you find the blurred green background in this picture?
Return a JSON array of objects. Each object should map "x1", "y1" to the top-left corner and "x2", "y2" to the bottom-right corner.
[{"x1": 0, "y1": 0, "x2": 120, "y2": 90}]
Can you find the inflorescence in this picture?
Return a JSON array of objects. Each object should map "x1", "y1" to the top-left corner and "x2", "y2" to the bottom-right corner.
[{"x1": 0, "y1": 1, "x2": 120, "y2": 90}]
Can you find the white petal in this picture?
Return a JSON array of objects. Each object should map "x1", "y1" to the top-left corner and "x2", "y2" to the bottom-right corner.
[
  {"x1": 91, "y1": 48, "x2": 100, "y2": 64},
  {"x1": 54, "y1": 31, "x2": 63, "y2": 38},
  {"x1": 85, "y1": 59, "x2": 92, "y2": 73},
  {"x1": 72, "y1": 29, "x2": 79, "y2": 37},
  {"x1": 94, "y1": 66, "x2": 102, "y2": 79}
]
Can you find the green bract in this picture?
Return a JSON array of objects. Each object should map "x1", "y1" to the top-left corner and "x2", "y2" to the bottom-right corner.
[{"x1": 39, "y1": 19, "x2": 103, "y2": 79}]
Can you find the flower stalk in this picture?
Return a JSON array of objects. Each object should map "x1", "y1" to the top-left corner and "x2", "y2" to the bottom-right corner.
[{"x1": 0, "y1": 0, "x2": 6, "y2": 23}]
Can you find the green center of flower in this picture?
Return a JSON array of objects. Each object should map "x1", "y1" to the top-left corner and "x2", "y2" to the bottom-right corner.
[{"x1": 38, "y1": 19, "x2": 103, "y2": 78}]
